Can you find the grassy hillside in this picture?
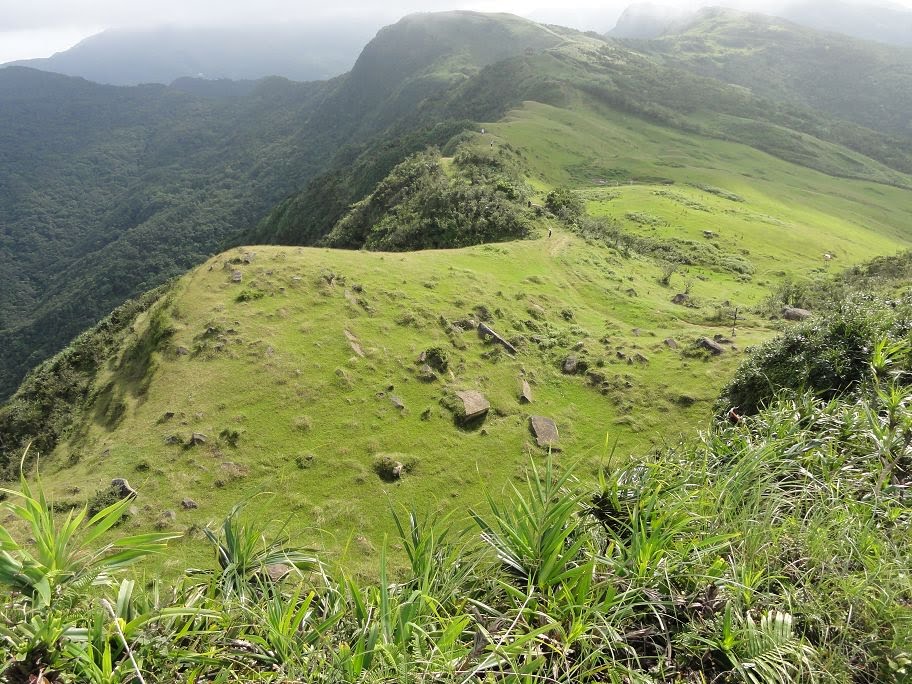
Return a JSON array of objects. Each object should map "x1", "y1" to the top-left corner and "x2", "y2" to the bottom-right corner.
[
  {"x1": 3, "y1": 247, "x2": 911, "y2": 683},
  {"x1": 8, "y1": 9, "x2": 912, "y2": 404},
  {"x1": 489, "y1": 100, "x2": 912, "y2": 270},
  {"x1": 639, "y1": 8, "x2": 912, "y2": 140},
  {"x1": 3, "y1": 12, "x2": 912, "y2": 679},
  {"x1": 28, "y1": 236, "x2": 760, "y2": 576},
  {"x1": 258, "y1": 16, "x2": 912, "y2": 251},
  {"x1": 6, "y1": 41, "x2": 912, "y2": 574},
  {"x1": 22, "y1": 103, "x2": 912, "y2": 572}
]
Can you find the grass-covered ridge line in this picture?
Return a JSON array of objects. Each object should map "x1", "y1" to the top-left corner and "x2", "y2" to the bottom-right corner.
[
  {"x1": 2, "y1": 299, "x2": 910, "y2": 680},
  {"x1": 7, "y1": 8, "x2": 912, "y2": 402},
  {"x1": 23, "y1": 235, "x2": 776, "y2": 578}
]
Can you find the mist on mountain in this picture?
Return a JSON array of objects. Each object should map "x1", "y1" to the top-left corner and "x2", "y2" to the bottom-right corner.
[{"x1": 1, "y1": 21, "x2": 379, "y2": 85}]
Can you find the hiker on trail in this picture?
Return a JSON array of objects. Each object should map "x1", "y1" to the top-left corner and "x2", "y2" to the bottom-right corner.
[{"x1": 548, "y1": 227, "x2": 552, "y2": 238}]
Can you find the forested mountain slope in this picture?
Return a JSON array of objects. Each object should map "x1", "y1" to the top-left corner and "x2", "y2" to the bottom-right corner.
[{"x1": 0, "y1": 68, "x2": 330, "y2": 398}]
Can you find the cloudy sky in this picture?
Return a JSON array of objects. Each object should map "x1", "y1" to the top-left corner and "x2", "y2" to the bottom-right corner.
[{"x1": 1, "y1": 0, "x2": 911, "y2": 63}]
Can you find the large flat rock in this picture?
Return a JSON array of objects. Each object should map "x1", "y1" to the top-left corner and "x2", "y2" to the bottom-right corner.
[
  {"x1": 454, "y1": 390, "x2": 490, "y2": 422},
  {"x1": 529, "y1": 416, "x2": 559, "y2": 448}
]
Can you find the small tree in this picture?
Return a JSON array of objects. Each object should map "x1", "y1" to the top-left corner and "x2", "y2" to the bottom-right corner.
[
  {"x1": 545, "y1": 187, "x2": 584, "y2": 223},
  {"x1": 659, "y1": 260, "x2": 679, "y2": 287}
]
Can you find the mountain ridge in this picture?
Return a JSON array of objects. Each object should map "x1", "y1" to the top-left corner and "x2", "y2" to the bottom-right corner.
[{"x1": 4, "y1": 9, "x2": 912, "y2": 403}]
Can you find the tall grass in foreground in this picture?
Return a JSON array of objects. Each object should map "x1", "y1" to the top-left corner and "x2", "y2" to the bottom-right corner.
[{"x1": 1, "y1": 376, "x2": 910, "y2": 682}]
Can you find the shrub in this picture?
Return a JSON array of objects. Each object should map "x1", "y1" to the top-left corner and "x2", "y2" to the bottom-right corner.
[
  {"x1": 545, "y1": 186, "x2": 584, "y2": 222},
  {"x1": 235, "y1": 289, "x2": 265, "y2": 303},
  {"x1": 323, "y1": 144, "x2": 531, "y2": 251},
  {"x1": 718, "y1": 290, "x2": 912, "y2": 415},
  {"x1": 422, "y1": 347, "x2": 449, "y2": 373}
]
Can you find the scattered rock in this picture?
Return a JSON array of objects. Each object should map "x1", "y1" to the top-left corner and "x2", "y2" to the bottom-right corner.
[
  {"x1": 703, "y1": 230, "x2": 717, "y2": 239},
  {"x1": 625, "y1": 288, "x2": 638, "y2": 297},
  {"x1": 321, "y1": 271, "x2": 342, "y2": 286},
  {"x1": 390, "y1": 396, "x2": 405, "y2": 410},
  {"x1": 181, "y1": 498, "x2": 198, "y2": 510},
  {"x1": 562, "y1": 355, "x2": 581, "y2": 374},
  {"x1": 352, "y1": 283, "x2": 364, "y2": 293},
  {"x1": 631, "y1": 328, "x2": 641, "y2": 337},
  {"x1": 452, "y1": 318, "x2": 477, "y2": 331},
  {"x1": 344, "y1": 330, "x2": 365, "y2": 357},
  {"x1": 664, "y1": 338, "x2": 678, "y2": 350},
  {"x1": 262, "y1": 564, "x2": 291, "y2": 582},
  {"x1": 111, "y1": 478, "x2": 137, "y2": 499},
  {"x1": 421, "y1": 347, "x2": 449, "y2": 372},
  {"x1": 519, "y1": 379, "x2": 533, "y2": 404},
  {"x1": 417, "y1": 364, "x2": 437, "y2": 382},
  {"x1": 421, "y1": 407, "x2": 432, "y2": 421},
  {"x1": 373, "y1": 454, "x2": 406, "y2": 481},
  {"x1": 164, "y1": 435, "x2": 182, "y2": 446},
  {"x1": 633, "y1": 352, "x2": 649, "y2": 364},
  {"x1": 529, "y1": 416, "x2": 560, "y2": 449},
  {"x1": 478, "y1": 323, "x2": 517, "y2": 355},
  {"x1": 175, "y1": 346, "x2": 190, "y2": 356},
  {"x1": 160, "y1": 411, "x2": 175, "y2": 422},
  {"x1": 587, "y1": 370, "x2": 608, "y2": 387},
  {"x1": 698, "y1": 337, "x2": 725, "y2": 355},
  {"x1": 230, "y1": 270, "x2": 242, "y2": 283},
  {"x1": 782, "y1": 307, "x2": 811, "y2": 321},
  {"x1": 473, "y1": 305, "x2": 493, "y2": 322},
  {"x1": 188, "y1": 433, "x2": 208, "y2": 446},
  {"x1": 713, "y1": 334, "x2": 732, "y2": 344},
  {"x1": 672, "y1": 293, "x2": 689, "y2": 305},
  {"x1": 453, "y1": 390, "x2": 491, "y2": 424},
  {"x1": 242, "y1": 252, "x2": 255, "y2": 264},
  {"x1": 154, "y1": 510, "x2": 177, "y2": 530}
]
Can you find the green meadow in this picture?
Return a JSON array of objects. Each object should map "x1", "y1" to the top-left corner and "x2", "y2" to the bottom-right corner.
[{"x1": 33, "y1": 94, "x2": 912, "y2": 576}]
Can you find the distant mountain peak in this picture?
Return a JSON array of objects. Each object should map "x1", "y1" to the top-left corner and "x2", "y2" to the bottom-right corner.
[
  {"x1": 1, "y1": 22, "x2": 378, "y2": 86},
  {"x1": 608, "y1": 2, "x2": 694, "y2": 39}
]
